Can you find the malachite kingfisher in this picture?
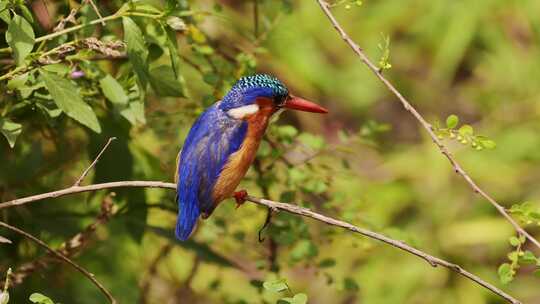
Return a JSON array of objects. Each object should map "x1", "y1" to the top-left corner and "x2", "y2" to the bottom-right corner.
[{"x1": 175, "y1": 74, "x2": 328, "y2": 241}]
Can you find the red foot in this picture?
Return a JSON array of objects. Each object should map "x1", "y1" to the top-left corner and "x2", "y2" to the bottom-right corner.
[{"x1": 234, "y1": 190, "x2": 248, "y2": 209}]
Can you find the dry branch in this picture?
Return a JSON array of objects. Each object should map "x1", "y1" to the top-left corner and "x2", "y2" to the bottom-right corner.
[
  {"x1": 0, "y1": 181, "x2": 521, "y2": 304},
  {"x1": 315, "y1": 0, "x2": 540, "y2": 250},
  {"x1": 0, "y1": 221, "x2": 116, "y2": 304}
]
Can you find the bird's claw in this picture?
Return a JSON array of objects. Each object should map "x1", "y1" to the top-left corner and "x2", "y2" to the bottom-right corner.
[{"x1": 234, "y1": 190, "x2": 248, "y2": 209}]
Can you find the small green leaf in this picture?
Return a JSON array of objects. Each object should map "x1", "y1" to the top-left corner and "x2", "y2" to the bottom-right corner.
[
  {"x1": 344, "y1": 277, "x2": 359, "y2": 291},
  {"x1": 6, "y1": 73, "x2": 28, "y2": 90},
  {"x1": 263, "y1": 279, "x2": 289, "y2": 293},
  {"x1": 318, "y1": 258, "x2": 336, "y2": 268},
  {"x1": 120, "y1": 100, "x2": 146, "y2": 125},
  {"x1": 41, "y1": 71, "x2": 101, "y2": 133},
  {"x1": 458, "y1": 124, "x2": 473, "y2": 136},
  {"x1": 29, "y1": 293, "x2": 54, "y2": 304},
  {"x1": 446, "y1": 114, "x2": 459, "y2": 129},
  {"x1": 520, "y1": 251, "x2": 538, "y2": 264},
  {"x1": 480, "y1": 139, "x2": 496, "y2": 149},
  {"x1": 123, "y1": 17, "x2": 149, "y2": 87},
  {"x1": 165, "y1": 27, "x2": 181, "y2": 79},
  {"x1": 5, "y1": 14, "x2": 35, "y2": 66},
  {"x1": 497, "y1": 263, "x2": 514, "y2": 284},
  {"x1": 0, "y1": 2, "x2": 11, "y2": 24},
  {"x1": 99, "y1": 74, "x2": 129, "y2": 104},
  {"x1": 280, "y1": 293, "x2": 308, "y2": 304},
  {"x1": 509, "y1": 236, "x2": 521, "y2": 247},
  {"x1": 0, "y1": 118, "x2": 22, "y2": 148}
]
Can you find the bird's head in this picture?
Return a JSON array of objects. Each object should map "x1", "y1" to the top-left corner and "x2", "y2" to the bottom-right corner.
[{"x1": 219, "y1": 74, "x2": 328, "y2": 120}]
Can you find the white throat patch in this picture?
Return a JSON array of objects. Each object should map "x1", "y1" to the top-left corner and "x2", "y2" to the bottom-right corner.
[{"x1": 227, "y1": 104, "x2": 260, "y2": 119}]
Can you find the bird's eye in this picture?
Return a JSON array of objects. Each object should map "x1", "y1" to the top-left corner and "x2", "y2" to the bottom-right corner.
[{"x1": 227, "y1": 104, "x2": 260, "y2": 119}]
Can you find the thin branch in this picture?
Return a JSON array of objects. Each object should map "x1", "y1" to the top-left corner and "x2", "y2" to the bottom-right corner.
[
  {"x1": 0, "y1": 180, "x2": 521, "y2": 303},
  {"x1": 253, "y1": 0, "x2": 259, "y2": 39},
  {"x1": 74, "y1": 137, "x2": 116, "y2": 186},
  {"x1": 0, "y1": 221, "x2": 116, "y2": 304},
  {"x1": 0, "y1": 181, "x2": 174, "y2": 209},
  {"x1": 315, "y1": 0, "x2": 540, "y2": 250},
  {"x1": 85, "y1": 0, "x2": 106, "y2": 26}
]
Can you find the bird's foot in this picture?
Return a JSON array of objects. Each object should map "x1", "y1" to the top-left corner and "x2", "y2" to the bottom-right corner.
[{"x1": 233, "y1": 190, "x2": 248, "y2": 209}]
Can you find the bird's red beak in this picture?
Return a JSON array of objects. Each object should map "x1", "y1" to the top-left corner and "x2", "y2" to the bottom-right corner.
[{"x1": 282, "y1": 96, "x2": 328, "y2": 114}]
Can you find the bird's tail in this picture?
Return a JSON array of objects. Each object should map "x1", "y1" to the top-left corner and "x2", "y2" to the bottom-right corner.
[{"x1": 175, "y1": 193, "x2": 200, "y2": 241}]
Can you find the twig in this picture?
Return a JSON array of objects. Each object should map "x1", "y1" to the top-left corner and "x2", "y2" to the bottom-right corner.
[
  {"x1": 253, "y1": 0, "x2": 259, "y2": 39},
  {"x1": 85, "y1": 0, "x2": 106, "y2": 26},
  {"x1": 0, "y1": 180, "x2": 521, "y2": 304},
  {"x1": 74, "y1": 137, "x2": 116, "y2": 186},
  {"x1": 7, "y1": 195, "x2": 117, "y2": 286},
  {"x1": 0, "y1": 221, "x2": 116, "y2": 304},
  {"x1": 315, "y1": 0, "x2": 540, "y2": 250}
]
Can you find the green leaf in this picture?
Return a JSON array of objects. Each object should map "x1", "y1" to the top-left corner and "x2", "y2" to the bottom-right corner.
[
  {"x1": 480, "y1": 139, "x2": 496, "y2": 149},
  {"x1": 5, "y1": 14, "x2": 35, "y2": 66},
  {"x1": 344, "y1": 277, "x2": 359, "y2": 291},
  {"x1": 149, "y1": 65, "x2": 184, "y2": 97},
  {"x1": 280, "y1": 293, "x2": 308, "y2": 304},
  {"x1": 123, "y1": 17, "x2": 149, "y2": 87},
  {"x1": 29, "y1": 293, "x2": 54, "y2": 304},
  {"x1": 446, "y1": 114, "x2": 459, "y2": 129},
  {"x1": 0, "y1": 118, "x2": 22, "y2": 148},
  {"x1": 0, "y1": 2, "x2": 11, "y2": 24},
  {"x1": 458, "y1": 124, "x2": 474, "y2": 136},
  {"x1": 6, "y1": 72, "x2": 28, "y2": 90},
  {"x1": 520, "y1": 251, "x2": 538, "y2": 264},
  {"x1": 99, "y1": 74, "x2": 128, "y2": 104},
  {"x1": 318, "y1": 258, "x2": 336, "y2": 268},
  {"x1": 263, "y1": 279, "x2": 289, "y2": 292},
  {"x1": 497, "y1": 263, "x2": 514, "y2": 284},
  {"x1": 165, "y1": 27, "x2": 181, "y2": 79},
  {"x1": 509, "y1": 236, "x2": 521, "y2": 247},
  {"x1": 120, "y1": 100, "x2": 146, "y2": 125},
  {"x1": 41, "y1": 71, "x2": 101, "y2": 133}
]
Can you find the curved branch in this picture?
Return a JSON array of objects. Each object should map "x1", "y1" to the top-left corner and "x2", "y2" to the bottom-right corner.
[
  {"x1": 0, "y1": 221, "x2": 116, "y2": 304},
  {"x1": 315, "y1": 0, "x2": 540, "y2": 250},
  {"x1": 0, "y1": 181, "x2": 520, "y2": 303}
]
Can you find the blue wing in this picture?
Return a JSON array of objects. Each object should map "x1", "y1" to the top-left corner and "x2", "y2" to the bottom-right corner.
[{"x1": 175, "y1": 104, "x2": 247, "y2": 241}]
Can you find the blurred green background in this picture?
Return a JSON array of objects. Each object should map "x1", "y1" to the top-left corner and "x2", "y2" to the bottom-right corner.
[{"x1": 1, "y1": 0, "x2": 539, "y2": 303}]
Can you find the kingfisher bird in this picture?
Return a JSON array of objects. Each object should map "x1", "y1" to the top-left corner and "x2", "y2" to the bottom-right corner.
[{"x1": 175, "y1": 74, "x2": 328, "y2": 241}]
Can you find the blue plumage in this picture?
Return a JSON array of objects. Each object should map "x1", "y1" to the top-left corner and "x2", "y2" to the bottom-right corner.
[{"x1": 175, "y1": 103, "x2": 247, "y2": 240}]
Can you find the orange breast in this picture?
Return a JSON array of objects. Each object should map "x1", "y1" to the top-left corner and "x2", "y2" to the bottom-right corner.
[{"x1": 211, "y1": 105, "x2": 273, "y2": 204}]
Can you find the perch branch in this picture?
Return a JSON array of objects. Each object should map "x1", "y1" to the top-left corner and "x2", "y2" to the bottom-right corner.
[
  {"x1": 0, "y1": 221, "x2": 116, "y2": 304},
  {"x1": 0, "y1": 181, "x2": 520, "y2": 304},
  {"x1": 315, "y1": 0, "x2": 540, "y2": 250}
]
